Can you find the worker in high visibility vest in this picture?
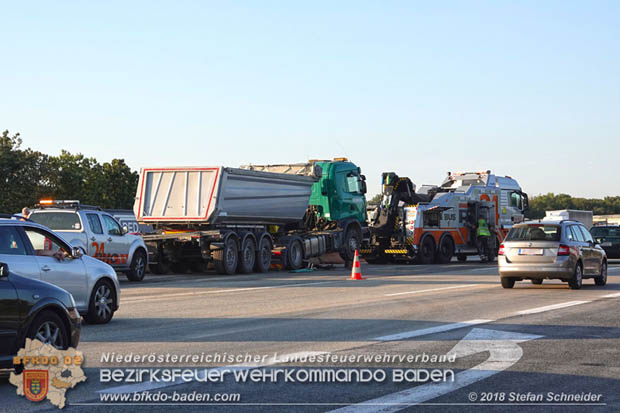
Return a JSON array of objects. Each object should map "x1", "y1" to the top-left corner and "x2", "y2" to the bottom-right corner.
[{"x1": 476, "y1": 213, "x2": 491, "y2": 261}]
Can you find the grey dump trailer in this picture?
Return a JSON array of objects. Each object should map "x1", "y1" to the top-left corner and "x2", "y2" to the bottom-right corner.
[{"x1": 133, "y1": 165, "x2": 354, "y2": 275}]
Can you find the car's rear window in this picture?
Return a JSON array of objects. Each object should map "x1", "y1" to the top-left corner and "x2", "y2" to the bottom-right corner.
[
  {"x1": 506, "y1": 225, "x2": 561, "y2": 241},
  {"x1": 29, "y1": 212, "x2": 82, "y2": 230},
  {"x1": 590, "y1": 227, "x2": 620, "y2": 238}
]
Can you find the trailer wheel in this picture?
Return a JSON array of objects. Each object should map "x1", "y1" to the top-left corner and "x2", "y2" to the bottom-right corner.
[
  {"x1": 238, "y1": 237, "x2": 256, "y2": 274},
  {"x1": 255, "y1": 237, "x2": 272, "y2": 273},
  {"x1": 436, "y1": 236, "x2": 454, "y2": 264},
  {"x1": 287, "y1": 239, "x2": 303, "y2": 270},
  {"x1": 417, "y1": 236, "x2": 436, "y2": 265},
  {"x1": 214, "y1": 238, "x2": 238, "y2": 275}
]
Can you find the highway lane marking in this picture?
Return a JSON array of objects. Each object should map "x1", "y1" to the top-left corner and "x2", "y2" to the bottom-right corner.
[
  {"x1": 121, "y1": 281, "x2": 340, "y2": 303},
  {"x1": 373, "y1": 319, "x2": 492, "y2": 342},
  {"x1": 384, "y1": 284, "x2": 481, "y2": 297},
  {"x1": 331, "y1": 329, "x2": 543, "y2": 413},
  {"x1": 95, "y1": 292, "x2": 616, "y2": 396},
  {"x1": 98, "y1": 351, "x2": 329, "y2": 394},
  {"x1": 515, "y1": 301, "x2": 591, "y2": 315}
]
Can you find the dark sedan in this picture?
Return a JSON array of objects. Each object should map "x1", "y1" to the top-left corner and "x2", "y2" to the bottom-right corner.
[
  {"x1": 590, "y1": 225, "x2": 620, "y2": 259},
  {"x1": 0, "y1": 262, "x2": 81, "y2": 369}
]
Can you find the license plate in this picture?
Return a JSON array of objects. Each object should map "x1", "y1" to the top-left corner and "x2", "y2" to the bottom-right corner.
[
  {"x1": 518, "y1": 248, "x2": 544, "y2": 255},
  {"x1": 602, "y1": 242, "x2": 612, "y2": 247}
]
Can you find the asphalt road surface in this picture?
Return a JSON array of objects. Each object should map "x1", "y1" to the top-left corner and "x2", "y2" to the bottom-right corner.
[{"x1": 2, "y1": 259, "x2": 620, "y2": 412}]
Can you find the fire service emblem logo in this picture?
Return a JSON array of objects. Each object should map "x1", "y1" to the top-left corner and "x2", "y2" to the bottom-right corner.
[{"x1": 24, "y1": 370, "x2": 49, "y2": 402}]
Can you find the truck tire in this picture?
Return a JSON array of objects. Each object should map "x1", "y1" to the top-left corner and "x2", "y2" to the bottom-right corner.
[
  {"x1": 214, "y1": 237, "x2": 238, "y2": 275},
  {"x1": 255, "y1": 237, "x2": 272, "y2": 273},
  {"x1": 126, "y1": 249, "x2": 147, "y2": 281},
  {"x1": 287, "y1": 239, "x2": 303, "y2": 270},
  {"x1": 238, "y1": 237, "x2": 256, "y2": 274},
  {"x1": 436, "y1": 236, "x2": 454, "y2": 264},
  {"x1": 417, "y1": 236, "x2": 436, "y2": 264},
  {"x1": 340, "y1": 228, "x2": 361, "y2": 264}
]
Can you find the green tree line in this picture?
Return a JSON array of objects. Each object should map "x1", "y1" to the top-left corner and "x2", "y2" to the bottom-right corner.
[
  {"x1": 0, "y1": 130, "x2": 138, "y2": 214},
  {"x1": 525, "y1": 193, "x2": 620, "y2": 219}
]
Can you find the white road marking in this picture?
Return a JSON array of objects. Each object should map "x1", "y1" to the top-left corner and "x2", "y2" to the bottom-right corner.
[
  {"x1": 331, "y1": 328, "x2": 542, "y2": 413},
  {"x1": 98, "y1": 351, "x2": 329, "y2": 394},
  {"x1": 121, "y1": 281, "x2": 340, "y2": 303},
  {"x1": 373, "y1": 319, "x2": 492, "y2": 342},
  {"x1": 384, "y1": 284, "x2": 481, "y2": 297},
  {"x1": 515, "y1": 301, "x2": 590, "y2": 315},
  {"x1": 601, "y1": 292, "x2": 620, "y2": 298},
  {"x1": 462, "y1": 267, "x2": 499, "y2": 272}
]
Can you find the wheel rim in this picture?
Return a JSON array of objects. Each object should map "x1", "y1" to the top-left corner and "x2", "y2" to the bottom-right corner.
[
  {"x1": 291, "y1": 242, "x2": 302, "y2": 265},
  {"x1": 576, "y1": 266, "x2": 582, "y2": 285},
  {"x1": 261, "y1": 244, "x2": 271, "y2": 267},
  {"x1": 441, "y1": 239, "x2": 452, "y2": 256},
  {"x1": 348, "y1": 235, "x2": 358, "y2": 254},
  {"x1": 423, "y1": 239, "x2": 433, "y2": 257},
  {"x1": 135, "y1": 255, "x2": 145, "y2": 277},
  {"x1": 95, "y1": 284, "x2": 113, "y2": 320},
  {"x1": 225, "y1": 241, "x2": 236, "y2": 268},
  {"x1": 35, "y1": 321, "x2": 64, "y2": 349},
  {"x1": 244, "y1": 243, "x2": 255, "y2": 264}
]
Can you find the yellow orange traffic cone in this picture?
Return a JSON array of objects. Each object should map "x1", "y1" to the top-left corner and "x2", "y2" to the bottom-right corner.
[{"x1": 350, "y1": 250, "x2": 364, "y2": 280}]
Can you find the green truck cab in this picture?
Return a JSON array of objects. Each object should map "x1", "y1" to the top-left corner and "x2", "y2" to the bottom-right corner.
[
  {"x1": 306, "y1": 159, "x2": 369, "y2": 262},
  {"x1": 310, "y1": 160, "x2": 368, "y2": 224}
]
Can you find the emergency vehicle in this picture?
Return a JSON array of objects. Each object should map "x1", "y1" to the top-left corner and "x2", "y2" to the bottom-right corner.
[{"x1": 363, "y1": 171, "x2": 529, "y2": 264}]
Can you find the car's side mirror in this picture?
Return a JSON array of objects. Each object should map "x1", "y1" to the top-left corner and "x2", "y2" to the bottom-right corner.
[
  {"x1": 0, "y1": 262, "x2": 9, "y2": 277},
  {"x1": 122, "y1": 225, "x2": 129, "y2": 235},
  {"x1": 71, "y1": 247, "x2": 84, "y2": 258}
]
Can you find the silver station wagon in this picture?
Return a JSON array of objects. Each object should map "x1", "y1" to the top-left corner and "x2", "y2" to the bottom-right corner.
[{"x1": 498, "y1": 220, "x2": 607, "y2": 290}]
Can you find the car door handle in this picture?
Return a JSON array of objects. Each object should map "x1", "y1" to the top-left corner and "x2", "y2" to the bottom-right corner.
[
  {"x1": 91, "y1": 237, "x2": 96, "y2": 241},
  {"x1": 107, "y1": 237, "x2": 113, "y2": 242},
  {"x1": 41, "y1": 265, "x2": 51, "y2": 272}
]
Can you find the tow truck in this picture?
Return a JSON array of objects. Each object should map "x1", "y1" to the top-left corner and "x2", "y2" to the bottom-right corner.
[{"x1": 363, "y1": 171, "x2": 528, "y2": 264}]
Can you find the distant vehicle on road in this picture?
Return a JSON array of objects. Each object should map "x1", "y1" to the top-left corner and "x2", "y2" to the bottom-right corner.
[
  {"x1": 0, "y1": 219, "x2": 120, "y2": 323},
  {"x1": 544, "y1": 210, "x2": 593, "y2": 229},
  {"x1": 0, "y1": 262, "x2": 81, "y2": 368},
  {"x1": 498, "y1": 220, "x2": 607, "y2": 289},
  {"x1": 590, "y1": 225, "x2": 620, "y2": 259},
  {"x1": 29, "y1": 200, "x2": 148, "y2": 281}
]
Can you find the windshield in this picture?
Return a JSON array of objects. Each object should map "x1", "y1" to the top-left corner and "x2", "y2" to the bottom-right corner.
[
  {"x1": 30, "y1": 212, "x2": 82, "y2": 231},
  {"x1": 590, "y1": 227, "x2": 620, "y2": 238},
  {"x1": 506, "y1": 225, "x2": 561, "y2": 241}
]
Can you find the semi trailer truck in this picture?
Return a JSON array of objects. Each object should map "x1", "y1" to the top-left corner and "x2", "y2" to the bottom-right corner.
[
  {"x1": 133, "y1": 159, "x2": 368, "y2": 275},
  {"x1": 363, "y1": 170, "x2": 529, "y2": 264}
]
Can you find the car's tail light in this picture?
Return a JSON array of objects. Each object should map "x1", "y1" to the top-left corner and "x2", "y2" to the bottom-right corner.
[
  {"x1": 558, "y1": 244, "x2": 570, "y2": 256},
  {"x1": 498, "y1": 244, "x2": 505, "y2": 256}
]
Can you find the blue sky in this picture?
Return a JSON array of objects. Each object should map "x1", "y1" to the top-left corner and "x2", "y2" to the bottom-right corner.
[{"x1": 1, "y1": 1, "x2": 618, "y2": 198}]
